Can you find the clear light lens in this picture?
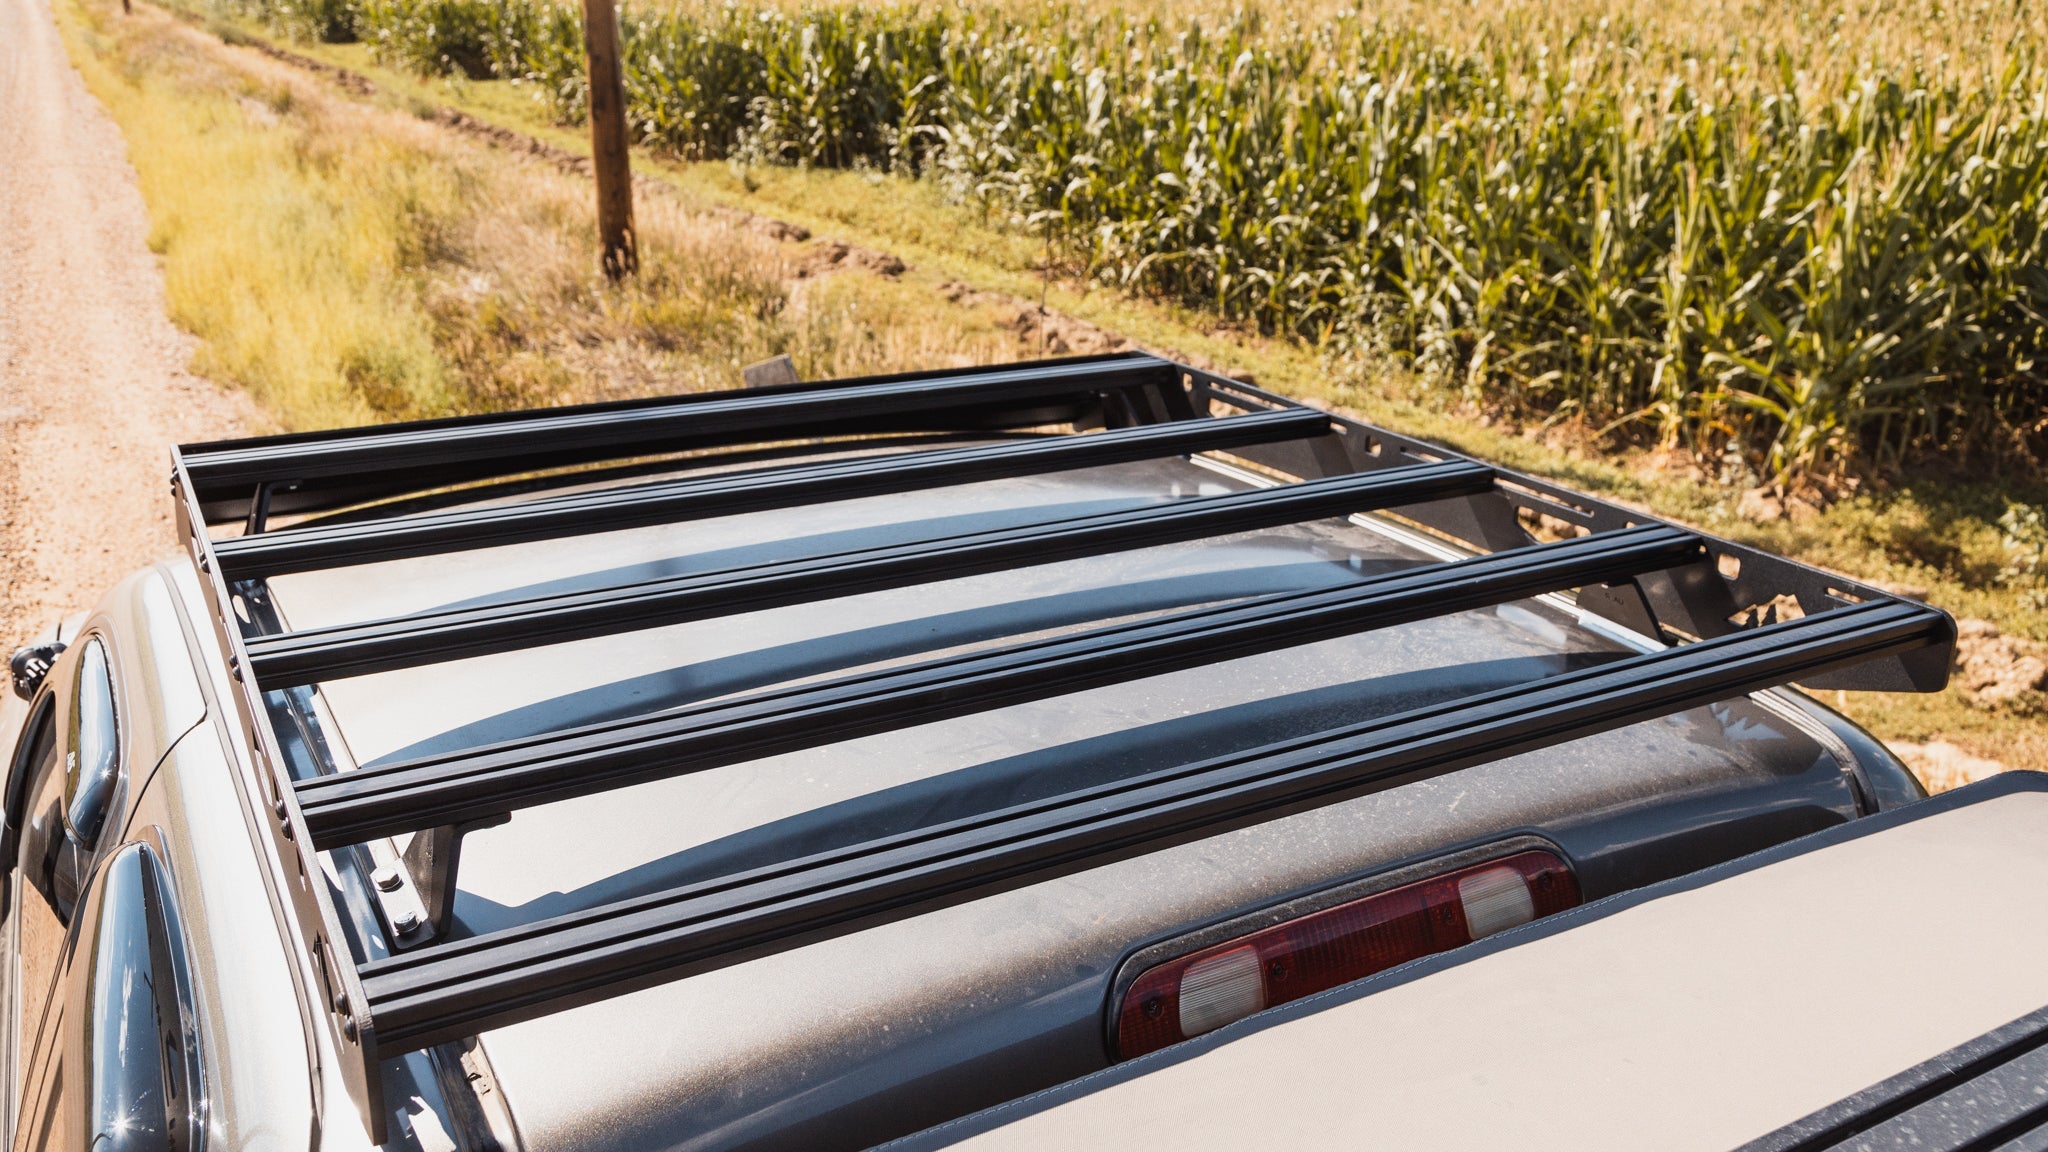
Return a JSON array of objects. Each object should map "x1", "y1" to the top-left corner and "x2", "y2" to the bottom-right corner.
[
  {"x1": 1177, "y1": 945, "x2": 1266, "y2": 1037},
  {"x1": 1457, "y1": 865, "x2": 1536, "y2": 940}
]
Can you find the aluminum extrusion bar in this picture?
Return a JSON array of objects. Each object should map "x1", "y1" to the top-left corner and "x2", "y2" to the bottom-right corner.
[
  {"x1": 168, "y1": 457, "x2": 394, "y2": 1143},
  {"x1": 181, "y1": 353, "x2": 1178, "y2": 521},
  {"x1": 245, "y1": 463, "x2": 1498, "y2": 686},
  {"x1": 296, "y1": 524, "x2": 1705, "y2": 847},
  {"x1": 212, "y1": 409, "x2": 1332, "y2": 578},
  {"x1": 352, "y1": 598, "x2": 1947, "y2": 1052}
]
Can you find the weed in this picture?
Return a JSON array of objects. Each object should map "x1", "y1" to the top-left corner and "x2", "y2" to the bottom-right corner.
[
  {"x1": 198, "y1": 0, "x2": 2048, "y2": 486},
  {"x1": 61, "y1": 0, "x2": 1021, "y2": 429}
]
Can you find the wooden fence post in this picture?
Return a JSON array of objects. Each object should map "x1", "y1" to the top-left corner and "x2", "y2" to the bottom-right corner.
[{"x1": 581, "y1": 0, "x2": 637, "y2": 279}]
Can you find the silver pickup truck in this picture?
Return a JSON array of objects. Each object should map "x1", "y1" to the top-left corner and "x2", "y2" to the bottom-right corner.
[{"x1": 0, "y1": 353, "x2": 1953, "y2": 1151}]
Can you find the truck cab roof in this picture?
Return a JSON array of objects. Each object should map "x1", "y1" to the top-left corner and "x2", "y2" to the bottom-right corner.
[
  {"x1": 260, "y1": 450, "x2": 1869, "y2": 1151},
  {"x1": 14, "y1": 353, "x2": 1951, "y2": 1152}
]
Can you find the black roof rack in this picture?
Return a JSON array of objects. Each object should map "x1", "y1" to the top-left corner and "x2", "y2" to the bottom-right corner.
[
  {"x1": 243, "y1": 462, "x2": 1496, "y2": 685},
  {"x1": 183, "y1": 352, "x2": 1184, "y2": 522},
  {"x1": 294, "y1": 523, "x2": 1704, "y2": 846},
  {"x1": 212, "y1": 406, "x2": 1329, "y2": 578},
  {"x1": 354, "y1": 598, "x2": 1937, "y2": 1054},
  {"x1": 169, "y1": 354, "x2": 1955, "y2": 1142}
]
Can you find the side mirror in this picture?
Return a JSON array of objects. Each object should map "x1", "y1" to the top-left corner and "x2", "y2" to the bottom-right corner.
[
  {"x1": 62, "y1": 638, "x2": 119, "y2": 849},
  {"x1": 64, "y1": 842, "x2": 203, "y2": 1152},
  {"x1": 8, "y1": 642, "x2": 64, "y2": 701}
]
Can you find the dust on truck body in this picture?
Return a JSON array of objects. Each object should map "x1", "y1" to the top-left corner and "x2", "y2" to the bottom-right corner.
[{"x1": 0, "y1": 352, "x2": 1951, "y2": 1150}]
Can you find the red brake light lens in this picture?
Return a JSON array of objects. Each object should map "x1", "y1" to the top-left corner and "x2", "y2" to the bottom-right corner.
[{"x1": 1113, "y1": 849, "x2": 1579, "y2": 1059}]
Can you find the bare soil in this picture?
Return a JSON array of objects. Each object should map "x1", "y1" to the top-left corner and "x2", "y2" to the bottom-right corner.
[
  {"x1": 1953, "y1": 619, "x2": 2048, "y2": 711},
  {"x1": 0, "y1": 0, "x2": 262, "y2": 649}
]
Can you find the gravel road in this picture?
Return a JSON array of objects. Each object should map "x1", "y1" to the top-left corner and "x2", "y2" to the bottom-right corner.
[{"x1": 0, "y1": 0, "x2": 262, "y2": 650}]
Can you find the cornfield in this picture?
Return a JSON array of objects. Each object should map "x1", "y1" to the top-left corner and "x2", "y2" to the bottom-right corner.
[{"x1": 209, "y1": 0, "x2": 2048, "y2": 484}]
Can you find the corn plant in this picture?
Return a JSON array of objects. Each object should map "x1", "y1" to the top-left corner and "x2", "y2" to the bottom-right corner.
[{"x1": 230, "y1": 0, "x2": 2048, "y2": 484}]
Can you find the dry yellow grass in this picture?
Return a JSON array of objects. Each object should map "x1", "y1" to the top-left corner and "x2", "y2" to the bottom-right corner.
[
  {"x1": 58, "y1": 0, "x2": 1029, "y2": 431},
  {"x1": 66, "y1": 7, "x2": 451, "y2": 427}
]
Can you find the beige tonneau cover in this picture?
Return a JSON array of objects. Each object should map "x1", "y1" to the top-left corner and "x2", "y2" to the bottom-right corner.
[{"x1": 889, "y1": 772, "x2": 2048, "y2": 1152}]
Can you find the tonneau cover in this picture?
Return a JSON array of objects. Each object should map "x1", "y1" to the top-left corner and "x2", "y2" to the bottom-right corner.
[{"x1": 891, "y1": 773, "x2": 2048, "y2": 1152}]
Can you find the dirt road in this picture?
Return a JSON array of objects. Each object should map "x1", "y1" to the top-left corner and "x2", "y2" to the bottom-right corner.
[{"x1": 0, "y1": 0, "x2": 261, "y2": 650}]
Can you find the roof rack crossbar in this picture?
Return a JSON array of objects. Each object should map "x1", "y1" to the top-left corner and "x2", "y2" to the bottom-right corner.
[
  {"x1": 182, "y1": 354, "x2": 1178, "y2": 522},
  {"x1": 352, "y1": 598, "x2": 1945, "y2": 1052},
  {"x1": 164, "y1": 354, "x2": 1965, "y2": 1142},
  {"x1": 212, "y1": 409, "x2": 1331, "y2": 579},
  {"x1": 295, "y1": 524, "x2": 1705, "y2": 848},
  {"x1": 244, "y1": 463, "x2": 1498, "y2": 687}
]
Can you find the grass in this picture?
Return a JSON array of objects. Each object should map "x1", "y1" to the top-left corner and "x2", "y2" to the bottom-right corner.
[
  {"x1": 57, "y1": 0, "x2": 1030, "y2": 432},
  {"x1": 59, "y1": 0, "x2": 2048, "y2": 785},
  {"x1": 70, "y1": 8, "x2": 450, "y2": 427},
  {"x1": 195, "y1": 0, "x2": 2048, "y2": 488}
]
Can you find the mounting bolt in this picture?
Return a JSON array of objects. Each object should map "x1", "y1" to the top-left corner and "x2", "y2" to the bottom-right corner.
[
  {"x1": 392, "y1": 909, "x2": 421, "y2": 935},
  {"x1": 373, "y1": 866, "x2": 403, "y2": 892}
]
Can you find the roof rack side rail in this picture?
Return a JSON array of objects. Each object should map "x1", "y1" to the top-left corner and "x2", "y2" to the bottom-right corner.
[
  {"x1": 242, "y1": 463, "x2": 1499, "y2": 686},
  {"x1": 168, "y1": 459, "x2": 391, "y2": 1142},
  {"x1": 212, "y1": 408, "x2": 1333, "y2": 578},
  {"x1": 352, "y1": 598, "x2": 1947, "y2": 1053},
  {"x1": 182, "y1": 354, "x2": 1182, "y2": 523},
  {"x1": 293, "y1": 524, "x2": 1706, "y2": 848}
]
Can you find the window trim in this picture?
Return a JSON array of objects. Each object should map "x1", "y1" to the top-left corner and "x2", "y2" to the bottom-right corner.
[{"x1": 2, "y1": 692, "x2": 58, "y2": 883}]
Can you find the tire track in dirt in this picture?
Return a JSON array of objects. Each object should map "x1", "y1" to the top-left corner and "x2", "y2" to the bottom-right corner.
[{"x1": 0, "y1": 0, "x2": 263, "y2": 649}]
